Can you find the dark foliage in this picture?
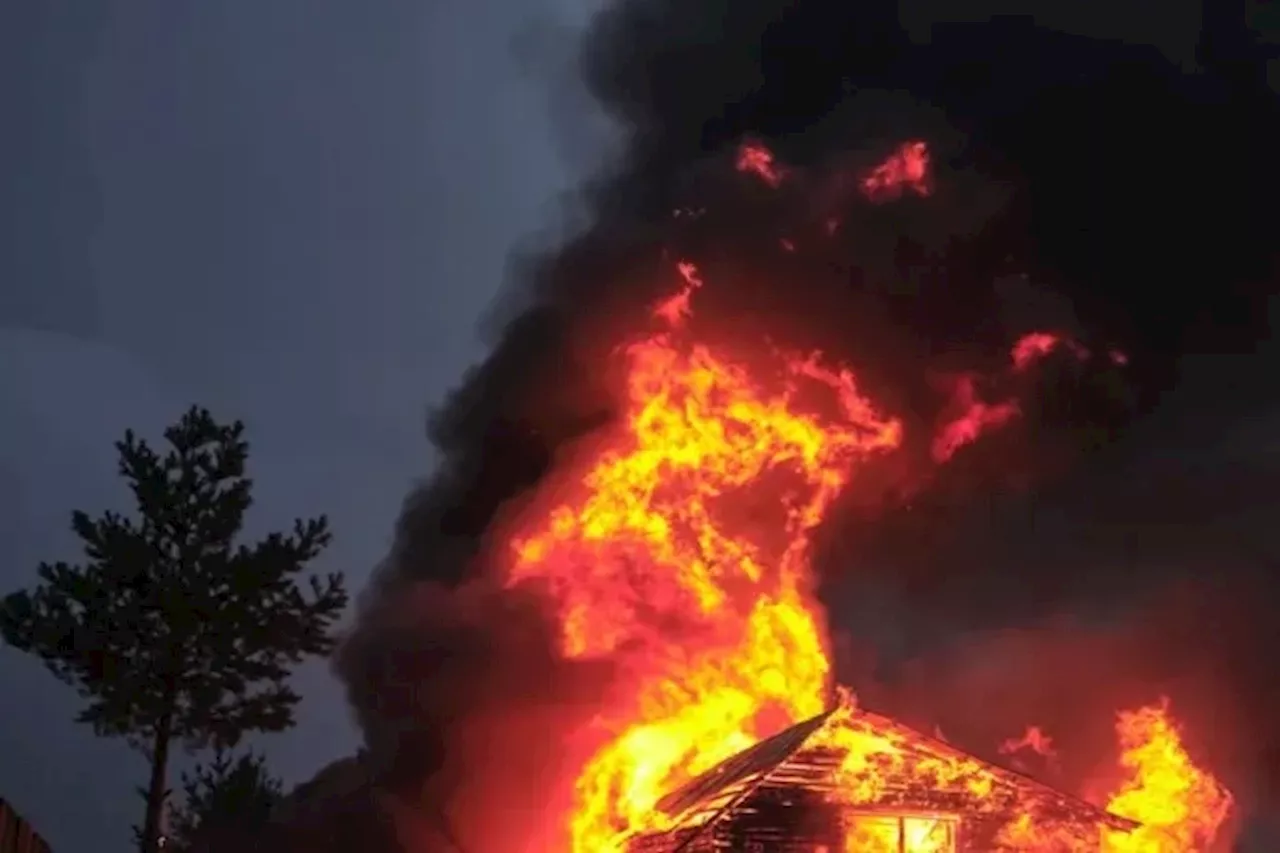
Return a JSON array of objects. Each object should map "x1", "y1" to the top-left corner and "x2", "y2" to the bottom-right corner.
[
  {"x1": 1, "y1": 406, "x2": 348, "y2": 853},
  {"x1": 164, "y1": 751, "x2": 283, "y2": 852}
]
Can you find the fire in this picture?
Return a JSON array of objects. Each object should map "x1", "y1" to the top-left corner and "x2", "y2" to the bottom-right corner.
[
  {"x1": 1102, "y1": 701, "x2": 1234, "y2": 852},
  {"x1": 510, "y1": 263, "x2": 901, "y2": 851},
  {"x1": 995, "y1": 703, "x2": 1235, "y2": 852},
  {"x1": 1012, "y1": 331, "x2": 1090, "y2": 372},
  {"x1": 932, "y1": 329, "x2": 1105, "y2": 462},
  {"x1": 737, "y1": 140, "x2": 786, "y2": 187},
  {"x1": 737, "y1": 138, "x2": 935, "y2": 203},
  {"x1": 652, "y1": 261, "x2": 703, "y2": 327},
  {"x1": 846, "y1": 816, "x2": 951, "y2": 853},
  {"x1": 504, "y1": 263, "x2": 1234, "y2": 850},
  {"x1": 814, "y1": 702, "x2": 1000, "y2": 806},
  {"x1": 861, "y1": 140, "x2": 932, "y2": 201},
  {"x1": 999, "y1": 725, "x2": 1062, "y2": 781},
  {"x1": 1001, "y1": 726, "x2": 1058, "y2": 761},
  {"x1": 932, "y1": 374, "x2": 1020, "y2": 462},
  {"x1": 494, "y1": 140, "x2": 1232, "y2": 853}
]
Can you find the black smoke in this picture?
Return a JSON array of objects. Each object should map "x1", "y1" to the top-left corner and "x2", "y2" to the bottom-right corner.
[{"x1": 331, "y1": 1, "x2": 1280, "y2": 850}]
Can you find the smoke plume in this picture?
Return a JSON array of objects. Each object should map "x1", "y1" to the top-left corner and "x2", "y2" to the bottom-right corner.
[{"x1": 333, "y1": 0, "x2": 1280, "y2": 849}]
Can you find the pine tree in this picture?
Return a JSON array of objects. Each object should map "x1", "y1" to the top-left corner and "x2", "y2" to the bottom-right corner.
[
  {"x1": 0, "y1": 406, "x2": 348, "y2": 853},
  {"x1": 164, "y1": 750, "x2": 283, "y2": 852}
]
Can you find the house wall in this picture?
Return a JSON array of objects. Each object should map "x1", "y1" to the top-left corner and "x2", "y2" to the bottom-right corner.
[
  {"x1": 630, "y1": 778, "x2": 1110, "y2": 853},
  {"x1": 724, "y1": 787, "x2": 845, "y2": 852},
  {"x1": 630, "y1": 826, "x2": 718, "y2": 853},
  {"x1": 0, "y1": 798, "x2": 52, "y2": 853},
  {"x1": 632, "y1": 807, "x2": 1106, "y2": 852}
]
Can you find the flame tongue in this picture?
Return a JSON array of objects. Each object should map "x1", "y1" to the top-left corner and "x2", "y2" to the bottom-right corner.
[
  {"x1": 1103, "y1": 701, "x2": 1235, "y2": 852},
  {"x1": 508, "y1": 267, "x2": 902, "y2": 851}
]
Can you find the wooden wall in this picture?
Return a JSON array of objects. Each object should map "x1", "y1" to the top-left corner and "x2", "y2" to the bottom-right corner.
[{"x1": 0, "y1": 798, "x2": 52, "y2": 853}]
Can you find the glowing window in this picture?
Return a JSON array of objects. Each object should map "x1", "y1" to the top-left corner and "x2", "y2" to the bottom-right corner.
[{"x1": 845, "y1": 813, "x2": 957, "y2": 852}]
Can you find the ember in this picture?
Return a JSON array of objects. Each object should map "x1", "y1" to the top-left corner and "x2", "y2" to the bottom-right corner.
[
  {"x1": 860, "y1": 141, "x2": 932, "y2": 202},
  {"x1": 737, "y1": 141, "x2": 787, "y2": 188},
  {"x1": 1011, "y1": 332, "x2": 1089, "y2": 373},
  {"x1": 999, "y1": 727, "x2": 1057, "y2": 763}
]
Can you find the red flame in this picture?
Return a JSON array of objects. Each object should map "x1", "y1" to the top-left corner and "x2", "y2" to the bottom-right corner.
[
  {"x1": 932, "y1": 374, "x2": 1021, "y2": 462},
  {"x1": 1000, "y1": 725, "x2": 1058, "y2": 761},
  {"x1": 652, "y1": 261, "x2": 704, "y2": 327},
  {"x1": 860, "y1": 140, "x2": 932, "y2": 201},
  {"x1": 1012, "y1": 331, "x2": 1090, "y2": 372},
  {"x1": 736, "y1": 140, "x2": 786, "y2": 187}
]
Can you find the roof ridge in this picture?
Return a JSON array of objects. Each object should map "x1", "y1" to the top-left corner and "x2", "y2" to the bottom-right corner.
[{"x1": 649, "y1": 701, "x2": 1139, "y2": 838}]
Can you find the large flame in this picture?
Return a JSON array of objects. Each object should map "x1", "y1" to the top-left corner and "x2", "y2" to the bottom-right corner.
[
  {"x1": 496, "y1": 141, "x2": 1233, "y2": 853},
  {"x1": 1102, "y1": 701, "x2": 1235, "y2": 852},
  {"x1": 510, "y1": 262, "x2": 902, "y2": 850},
  {"x1": 995, "y1": 701, "x2": 1235, "y2": 852}
]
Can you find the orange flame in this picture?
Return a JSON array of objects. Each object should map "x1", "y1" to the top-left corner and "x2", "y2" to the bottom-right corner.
[
  {"x1": 845, "y1": 815, "x2": 953, "y2": 853},
  {"x1": 503, "y1": 266, "x2": 1235, "y2": 849},
  {"x1": 1102, "y1": 700, "x2": 1234, "y2": 852},
  {"x1": 510, "y1": 264, "x2": 901, "y2": 851}
]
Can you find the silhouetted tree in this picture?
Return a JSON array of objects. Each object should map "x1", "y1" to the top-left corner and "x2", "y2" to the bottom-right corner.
[
  {"x1": 0, "y1": 406, "x2": 348, "y2": 853},
  {"x1": 163, "y1": 750, "x2": 283, "y2": 852}
]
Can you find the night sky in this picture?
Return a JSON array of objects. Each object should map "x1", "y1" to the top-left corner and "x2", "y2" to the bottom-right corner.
[
  {"x1": 0, "y1": 3, "x2": 588, "y2": 851},
  {"x1": 2, "y1": 2, "x2": 1278, "y2": 853}
]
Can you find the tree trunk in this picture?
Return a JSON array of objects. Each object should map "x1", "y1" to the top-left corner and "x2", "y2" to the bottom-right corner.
[{"x1": 141, "y1": 713, "x2": 174, "y2": 853}]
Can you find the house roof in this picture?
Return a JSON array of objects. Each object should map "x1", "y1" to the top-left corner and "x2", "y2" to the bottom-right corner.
[
  {"x1": 649, "y1": 705, "x2": 1138, "y2": 838},
  {"x1": 656, "y1": 708, "x2": 839, "y2": 819}
]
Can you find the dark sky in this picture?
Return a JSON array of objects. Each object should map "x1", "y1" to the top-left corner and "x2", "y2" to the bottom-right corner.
[
  {"x1": 1, "y1": 2, "x2": 1275, "y2": 853},
  {"x1": 0, "y1": 3, "x2": 589, "y2": 851}
]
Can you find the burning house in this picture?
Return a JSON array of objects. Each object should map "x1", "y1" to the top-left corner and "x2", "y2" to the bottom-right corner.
[
  {"x1": 329, "y1": 3, "x2": 1270, "y2": 850},
  {"x1": 329, "y1": 189, "x2": 1237, "y2": 850},
  {"x1": 628, "y1": 706, "x2": 1137, "y2": 853},
  {"x1": 329, "y1": 134, "x2": 1238, "y2": 848}
]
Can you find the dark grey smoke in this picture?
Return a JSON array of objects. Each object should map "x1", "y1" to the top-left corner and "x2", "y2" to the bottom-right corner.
[
  {"x1": 823, "y1": 398, "x2": 1280, "y2": 845},
  {"x1": 331, "y1": 1, "x2": 1280, "y2": 849}
]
